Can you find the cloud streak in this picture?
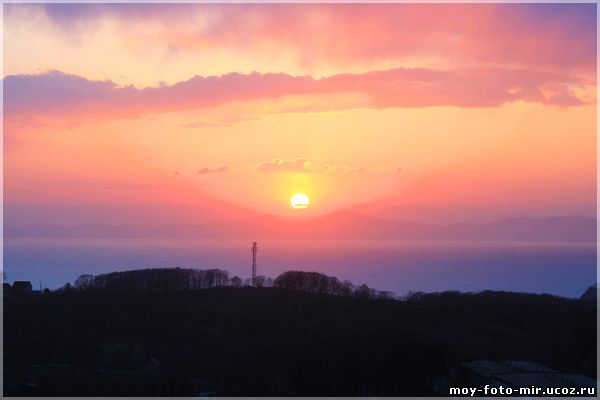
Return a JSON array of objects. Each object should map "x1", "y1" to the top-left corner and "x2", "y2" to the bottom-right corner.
[
  {"x1": 255, "y1": 159, "x2": 310, "y2": 173},
  {"x1": 254, "y1": 160, "x2": 370, "y2": 174},
  {"x1": 319, "y1": 165, "x2": 367, "y2": 174},
  {"x1": 198, "y1": 166, "x2": 230, "y2": 174},
  {"x1": 4, "y1": 67, "x2": 594, "y2": 123}
]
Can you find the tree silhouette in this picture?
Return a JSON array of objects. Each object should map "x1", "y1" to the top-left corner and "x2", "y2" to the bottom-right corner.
[
  {"x1": 74, "y1": 274, "x2": 94, "y2": 290},
  {"x1": 229, "y1": 276, "x2": 243, "y2": 288}
]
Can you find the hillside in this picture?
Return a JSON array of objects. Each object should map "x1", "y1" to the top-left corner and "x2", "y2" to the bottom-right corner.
[{"x1": 4, "y1": 287, "x2": 596, "y2": 396}]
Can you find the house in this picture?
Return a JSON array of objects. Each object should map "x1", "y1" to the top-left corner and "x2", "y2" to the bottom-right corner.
[
  {"x1": 12, "y1": 281, "x2": 33, "y2": 296},
  {"x1": 452, "y1": 360, "x2": 598, "y2": 391}
]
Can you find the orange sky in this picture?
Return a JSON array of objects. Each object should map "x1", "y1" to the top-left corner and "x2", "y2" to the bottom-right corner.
[{"x1": 3, "y1": 3, "x2": 597, "y2": 225}]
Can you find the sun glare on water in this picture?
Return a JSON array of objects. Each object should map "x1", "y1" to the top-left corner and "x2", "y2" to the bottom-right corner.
[{"x1": 290, "y1": 193, "x2": 310, "y2": 209}]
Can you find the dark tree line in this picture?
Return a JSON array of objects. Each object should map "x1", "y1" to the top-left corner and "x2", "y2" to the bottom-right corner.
[
  {"x1": 69, "y1": 268, "x2": 390, "y2": 299},
  {"x1": 272, "y1": 270, "x2": 392, "y2": 299},
  {"x1": 72, "y1": 268, "x2": 230, "y2": 292}
]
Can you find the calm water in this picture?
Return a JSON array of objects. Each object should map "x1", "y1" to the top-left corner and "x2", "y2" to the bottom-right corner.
[{"x1": 3, "y1": 238, "x2": 597, "y2": 298}]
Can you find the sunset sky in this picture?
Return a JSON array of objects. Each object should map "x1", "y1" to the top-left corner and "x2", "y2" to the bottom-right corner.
[{"x1": 3, "y1": 3, "x2": 597, "y2": 226}]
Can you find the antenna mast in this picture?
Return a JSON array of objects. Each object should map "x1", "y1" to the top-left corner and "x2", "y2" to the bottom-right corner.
[{"x1": 251, "y1": 242, "x2": 258, "y2": 287}]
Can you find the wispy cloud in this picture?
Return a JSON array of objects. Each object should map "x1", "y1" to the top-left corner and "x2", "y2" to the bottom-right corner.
[
  {"x1": 254, "y1": 160, "x2": 369, "y2": 174},
  {"x1": 255, "y1": 159, "x2": 310, "y2": 173},
  {"x1": 318, "y1": 164, "x2": 367, "y2": 174},
  {"x1": 4, "y1": 67, "x2": 594, "y2": 123},
  {"x1": 198, "y1": 166, "x2": 230, "y2": 174},
  {"x1": 6, "y1": 4, "x2": 595, "y2": 74}
]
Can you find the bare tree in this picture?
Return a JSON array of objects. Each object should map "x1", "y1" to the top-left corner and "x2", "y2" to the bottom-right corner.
[
  {"x1": 354, "y1": 284, "x2": 375, "y2": 299},
  {"x1": 74, "y1": 274, "x2": 95, "y2": 290},
  {"x1": 377, "y1": 291, "x2": 395, "y2": 300},
  {"x1": 229, "y1": 276, "x2": 243, "y2": 288},
  {"x1": 254, "y1": 275, "x2": 267, "y2": 288}
]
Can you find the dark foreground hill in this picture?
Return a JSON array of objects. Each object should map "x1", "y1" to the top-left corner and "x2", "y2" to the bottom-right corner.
[{"x1": 4, "y1": 288, "x2": 597, "y2": 396}]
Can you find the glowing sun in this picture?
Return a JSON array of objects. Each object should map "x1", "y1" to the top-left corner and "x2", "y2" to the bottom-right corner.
[{"x1": 290, "y1": 193, "x2": 310, "y2": 209}]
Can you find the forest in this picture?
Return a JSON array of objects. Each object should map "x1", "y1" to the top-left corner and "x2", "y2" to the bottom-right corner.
[
  {"x1": 3, "y1": 268, "x2": 597, "y2": 396},
  {"x1": 62, "y1": 267, "x2": 389, "y2": 299}
]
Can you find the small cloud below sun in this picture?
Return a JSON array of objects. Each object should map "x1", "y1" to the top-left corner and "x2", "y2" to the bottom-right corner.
[
  {"x1": 256, "y1": 159, "x2": 310, "y2": 173},
  {"x1": 198, "y1": 166, "x2": 230, "y2": 174}
]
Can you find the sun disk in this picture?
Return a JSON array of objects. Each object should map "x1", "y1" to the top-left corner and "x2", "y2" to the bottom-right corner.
[{"x1": 290, "y1": 193, "x2": 310, "y2": 209}]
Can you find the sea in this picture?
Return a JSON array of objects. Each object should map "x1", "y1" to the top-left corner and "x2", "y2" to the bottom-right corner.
[{"x1": 3, "y1": 238, "x2": 597, "y2": 298}]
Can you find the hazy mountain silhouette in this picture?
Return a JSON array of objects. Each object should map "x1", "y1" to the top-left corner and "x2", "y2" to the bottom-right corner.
[{"x1": 5, "y1": 212, "x2": 596, "y2": 242}]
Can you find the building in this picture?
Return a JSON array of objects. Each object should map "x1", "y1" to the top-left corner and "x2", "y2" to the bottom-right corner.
[
  {"x1": 3, "y1": 283, "x2": 12, "y2": 297},
  {"x1": 452, "y1": 360, "x2": 598, "y2": 391},
  {"x1": 12, "y1": 281, "x2": 33, "y2": 296}
]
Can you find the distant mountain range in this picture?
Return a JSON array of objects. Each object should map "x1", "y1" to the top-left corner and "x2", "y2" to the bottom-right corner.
[{"x1": 5, "y1": 213, "x2": 596, "y2": 242}]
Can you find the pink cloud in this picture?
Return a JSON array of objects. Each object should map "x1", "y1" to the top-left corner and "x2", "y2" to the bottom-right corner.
[
  {"x1": 4, "y1": 67, "x2": 593, "y2": 123},
  {"x1": 198, "y1": 166, "x2": 230, "y2": 174},
  {"x1": 9, "y1": 4, "x2": 595, "y2": 74},
  {"x1": 319, "y1": 165, "x2": 367, "y2": 174},
  {"x1": 256, "y1": 159, "x2": 309, "y2": 173},
  {"x1": 254, "y1": 160, "x2": 368, "y2": 174}
]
